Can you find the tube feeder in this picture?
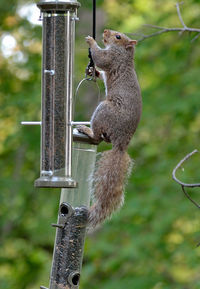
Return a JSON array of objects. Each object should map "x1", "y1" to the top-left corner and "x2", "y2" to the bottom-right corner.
[{"x1": 35, "y1": 0, "x2": 81, "y2": 188}]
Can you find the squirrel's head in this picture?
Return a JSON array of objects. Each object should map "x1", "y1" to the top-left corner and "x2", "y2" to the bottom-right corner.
[{"x1": 103, "y1": 29, "x2": 137, "y2": 52}]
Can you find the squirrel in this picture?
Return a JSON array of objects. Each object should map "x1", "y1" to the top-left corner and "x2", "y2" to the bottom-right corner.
[{"x1": 77, "y1": 29, "x2": 142, "y2": 229}]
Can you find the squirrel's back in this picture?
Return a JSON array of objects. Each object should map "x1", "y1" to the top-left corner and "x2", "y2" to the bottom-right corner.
[{"x1": 79, "y1": 30, "x2": 142, "y2": 229}]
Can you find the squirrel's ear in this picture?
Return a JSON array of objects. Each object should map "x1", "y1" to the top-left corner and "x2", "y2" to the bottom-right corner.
[{"x1": 126, "y1": 40, "x2": 137, "y2": 49}]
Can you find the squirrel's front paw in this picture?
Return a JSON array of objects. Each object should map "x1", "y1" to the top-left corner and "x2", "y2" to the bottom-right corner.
[{"x1": 85, "y1": 35, "x2": 95, "y2": 46}]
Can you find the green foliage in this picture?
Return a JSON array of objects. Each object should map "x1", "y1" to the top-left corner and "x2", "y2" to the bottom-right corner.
[{"x1": 0, "y1": 0, "x2": 200, "y2": 289}]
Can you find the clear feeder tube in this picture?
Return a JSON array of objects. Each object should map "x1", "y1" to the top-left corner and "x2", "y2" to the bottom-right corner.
[
  {"x1": 35, "y1": 0, "x2": 80, "y2": 188},
  {"x1": 61, "y1": 132, "x2": 97, "y2": 207}
]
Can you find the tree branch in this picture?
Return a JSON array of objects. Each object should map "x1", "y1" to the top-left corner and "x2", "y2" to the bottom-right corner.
[
  {"x1": 176, "y1": 2, "x2": 187, "y2": 28},
  {"x1": 130, "y1": 2, "x2": 200, "y2": 42},
  {"x1": 172, "y1": 149, "x2": 200, "y2": 188},
  {"x1": 172, "y1": 149, "x2": 200, "y2": 209},
  {"x1": 181, "y1": 185, "x2": 200, "y2": 209}
]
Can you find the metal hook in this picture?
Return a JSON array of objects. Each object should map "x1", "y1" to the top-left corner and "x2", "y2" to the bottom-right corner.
[{"x1": 73, "y1": 76, "x2": 101, "y2": 122}]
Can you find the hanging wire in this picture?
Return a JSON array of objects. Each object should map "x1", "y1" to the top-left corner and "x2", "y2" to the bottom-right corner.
[
  {"x1": 92, "y1": 0, "x2": 96, "y2": 39},
  {"x1": 85, "y1": 0, "x2": 96, "y2": 78},
  {"x1": 73, "y1": 77, "x2": 101, "y2": 120}
]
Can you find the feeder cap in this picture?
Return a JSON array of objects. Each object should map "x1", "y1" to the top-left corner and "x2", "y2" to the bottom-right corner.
[{"x1": 37, "y1": 0, "x2": 81, "y2": 12}]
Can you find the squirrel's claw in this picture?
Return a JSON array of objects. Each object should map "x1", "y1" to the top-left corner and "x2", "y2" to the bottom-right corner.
[
  {"x1": 85, "y1": 35, "x2": 95, "y2": 45},
  {"x1": 76, "y1": 125, "x2": 86, "y2": 134},
  {"x1": 76, "y1": 125, "x2": 102, "y2": 145}
]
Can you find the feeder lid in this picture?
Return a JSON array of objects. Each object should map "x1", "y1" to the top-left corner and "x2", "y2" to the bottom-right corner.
[{"x1": 37, "y1": 0, "x2": 81, "y2": 12}]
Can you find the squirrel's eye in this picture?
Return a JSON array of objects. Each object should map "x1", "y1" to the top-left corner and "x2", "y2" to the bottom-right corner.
[{"x1": 115, "y1": 35, "x2": 121, "y2": 40}]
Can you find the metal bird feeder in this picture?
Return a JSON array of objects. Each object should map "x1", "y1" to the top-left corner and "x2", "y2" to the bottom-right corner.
[
  {"x1": 34, "y1": 0, "x2": 80, "y2": 188},
  {"x1": 21, "y1": 0, "x2": 98, "y2": 288}
]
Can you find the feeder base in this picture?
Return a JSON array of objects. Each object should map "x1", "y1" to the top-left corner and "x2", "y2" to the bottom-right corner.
[{"x1": 34, "y1": 176, "x2": 77, "y2": 188}]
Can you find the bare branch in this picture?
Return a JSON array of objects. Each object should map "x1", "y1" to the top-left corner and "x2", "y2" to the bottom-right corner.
[
  {"x1": 130, "y1": 2, "x2": 200, "y2": 42},
  {"x1": 172, "y1": 149, "x2": 200, "y2": 188},
  {"x1": 181, "y1": 186, "x2": 200, "y2": 209},
  {"x1": 176, "y1": 2, "x2": 187, "y2": 28},
  {"x1": 191, "y1": 32, "x2": 200, "y2": 43},
  {"x1": 172, "y1": 149, "x2": 200, "y2": 210},
  {"x1": 143, "y1": 24, "x2": 169, "y2": 30},
  {"x1": 136, "y1": 26, "x2": 200, "y2": 42},
  {"x1": 136, "y1": 28, "x2": 189, "y2": 42}
]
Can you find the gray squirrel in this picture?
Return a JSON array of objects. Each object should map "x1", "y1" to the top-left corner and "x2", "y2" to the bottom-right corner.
[{"x1": 78, "y1": 29, "x2": 142, "y2": 229}]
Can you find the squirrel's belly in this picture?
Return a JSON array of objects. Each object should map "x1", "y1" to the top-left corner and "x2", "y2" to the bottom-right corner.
[{"x1": 91, "y1": 102, "x2": 141, "y2": 137}]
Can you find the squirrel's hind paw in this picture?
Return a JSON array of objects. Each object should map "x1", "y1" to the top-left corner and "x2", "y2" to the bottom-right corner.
[
  {"x1": 76, "y1": 125, "x2": 102, "y2": 145},
  {"x1": 76, "y1": 125, "x2": 91, "y2": 135}
]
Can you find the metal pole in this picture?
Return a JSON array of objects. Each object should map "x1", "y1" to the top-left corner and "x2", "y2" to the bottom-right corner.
[{"x1": 66, "y1": 9, "x2": 73, "y2": 178}]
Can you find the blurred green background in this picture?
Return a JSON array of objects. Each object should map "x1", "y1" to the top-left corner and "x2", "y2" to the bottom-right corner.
[{"x1": 0, "y1": 0, "x2": 200, "y2": 288}]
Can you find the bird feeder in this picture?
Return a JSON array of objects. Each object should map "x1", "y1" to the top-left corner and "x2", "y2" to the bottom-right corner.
[
  {"x1": 21, "y1": 0, "x2": 99, "y2": 189},
  {"x1": 34, "y1": 0, "x2": 80, "y2": 188},
  {"x1": 21, "y1": 0, "x2": 98, "y2": 288}
]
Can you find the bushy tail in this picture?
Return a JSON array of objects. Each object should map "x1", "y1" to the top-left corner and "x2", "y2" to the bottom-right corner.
[{"x1": 89, "y1": 148, "x2": 132, "y2": 229}]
